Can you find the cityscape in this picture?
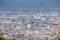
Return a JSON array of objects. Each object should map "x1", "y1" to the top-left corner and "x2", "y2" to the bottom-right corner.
[{"x1": 0, "y1": 8, "x2": 60, "y2": 40}]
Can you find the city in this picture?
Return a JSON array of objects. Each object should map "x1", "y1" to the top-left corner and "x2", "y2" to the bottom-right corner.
[{"x1": 0, "y1": 8, "x2": 60, "y2": 40}]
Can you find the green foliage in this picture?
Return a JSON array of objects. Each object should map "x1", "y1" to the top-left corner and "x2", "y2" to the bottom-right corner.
[
  {"x1": 0, "y1": 36, "x2": 6, "y2": 40},
  {"x1": 56, "y1": 37, "x2": 60, "y2": 40}
]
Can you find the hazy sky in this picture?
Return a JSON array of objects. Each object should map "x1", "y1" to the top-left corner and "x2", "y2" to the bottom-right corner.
[{"x1": 0, "y1": 0, "x2": 60, "y2": 8}]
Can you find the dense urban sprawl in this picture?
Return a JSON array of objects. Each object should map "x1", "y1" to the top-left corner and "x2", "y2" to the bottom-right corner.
[{"x1": 0, "y1": 8, "x2": 60, "y2": 40}]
